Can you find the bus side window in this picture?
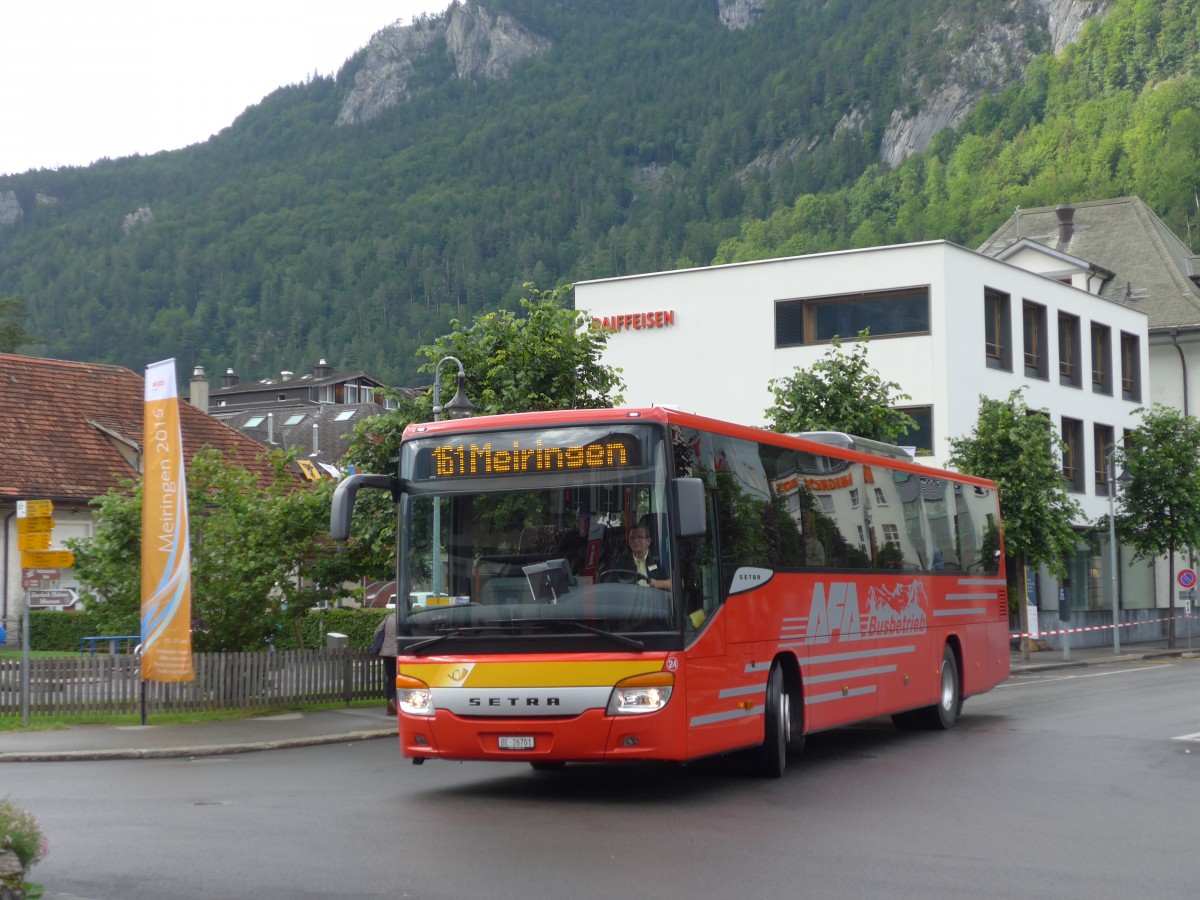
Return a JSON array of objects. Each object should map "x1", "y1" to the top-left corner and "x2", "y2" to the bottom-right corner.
[{"x1": 683, "y1": 489, "x2": 720, "y2": 634}]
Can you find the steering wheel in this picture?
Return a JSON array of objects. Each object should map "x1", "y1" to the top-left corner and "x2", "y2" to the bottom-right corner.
[{"x1": 597, "y1": 569, "x2": 643, "y2": 585}]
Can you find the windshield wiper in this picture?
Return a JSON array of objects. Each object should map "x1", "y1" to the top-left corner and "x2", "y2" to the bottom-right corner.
[
  {"x1": 405, "y1": 620, "x2": 649, "y2": 654},
  {"x1": 403, "y1": 627, "x2": 496, "y2": 655},
  {"x1": 505, "y1": 618, "x2": 646, "y2": 650}
]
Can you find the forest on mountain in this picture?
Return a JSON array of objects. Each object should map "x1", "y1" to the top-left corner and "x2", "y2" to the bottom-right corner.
[{"x1": 0, "y1": 0, "x2": 1197, "y2": 386}]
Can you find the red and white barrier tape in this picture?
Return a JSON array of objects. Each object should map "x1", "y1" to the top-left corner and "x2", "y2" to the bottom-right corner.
[{"x1": 1009, "y1": 614, "x2": 1199, "y2": 640}]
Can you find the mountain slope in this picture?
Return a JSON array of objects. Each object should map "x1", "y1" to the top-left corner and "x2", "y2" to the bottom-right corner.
[{"x1": 0, "y1": 0, "x2": 1166, "y2": 387}]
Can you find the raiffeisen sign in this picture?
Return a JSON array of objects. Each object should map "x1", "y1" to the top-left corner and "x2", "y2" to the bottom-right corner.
[{"x1": 591, "y1": 310, "x2": 675, "y2": 332}]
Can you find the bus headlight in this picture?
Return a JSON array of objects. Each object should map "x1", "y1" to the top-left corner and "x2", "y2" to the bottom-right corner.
[
  {"x1": 396, "y1": 674, "x2": 434, "y2": 716},
  {"x1": 607, "y1": 672, "x2": 674, "y2": 715}
]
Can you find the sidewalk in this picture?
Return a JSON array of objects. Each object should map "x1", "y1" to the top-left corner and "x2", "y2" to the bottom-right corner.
[
  {"x1": 0, "y1": 704, "x2": 397, "y2": 763},
  {"x1": 1009, "y1": 636, "x2": 1200, "y2": 672},
  {"x1": 3, "y1": 639, "x2": 1197, "y2": 763}
]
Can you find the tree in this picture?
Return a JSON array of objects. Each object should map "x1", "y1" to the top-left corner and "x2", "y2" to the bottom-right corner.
[
  {"x1": 764, "y1": 331, "x2": 917, "y2": 441},
  {"x1": 339, "y1": 282, "x2": 627, "y2": 582},
  {"x1": 1114, "y1": 404, "x2": 1200, "y2": 647},
  {"x1": 0, "y1": 296, "x2": 38, "y2": 353},
  {"x1": 947, "y1": 389, "x2": 1083, "y2": 660},
  {"x1": 68, "y1": 447, "x2": 367, "y2": 651}
]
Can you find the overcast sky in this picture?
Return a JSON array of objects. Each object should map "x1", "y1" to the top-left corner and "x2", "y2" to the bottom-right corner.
[{"x1": 0, "y1": 1, "x2": 451, "y2": 176}]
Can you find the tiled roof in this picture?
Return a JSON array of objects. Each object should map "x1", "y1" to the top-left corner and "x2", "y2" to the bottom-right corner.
[
  {"x1": 978, "y1": 196, "x2": 1200, "y2": 330},
  {"x1": 0, "y1": 354, "x2": 289, "y2": 505},
  {"x1": 211, "y1": 401, "x2": 385, "y2": 468}
]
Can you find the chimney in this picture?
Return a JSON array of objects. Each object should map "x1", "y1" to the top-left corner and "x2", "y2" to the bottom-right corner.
[
  {"x1": 314, "y1": 358, "x2": 332, "y2": 378},
  {"x1": 221, "y1": 367, "x2": 239, "y2": 388},
  {"x1": 267, "y1": 412, "x2": 275, "y2": 444},
  {"x1": 189, "y1": 365, "x2": 210, "y2": 411},
  {"x1": 281, "y1": 370, "x2": 294, "y2": 382},
  {"x1": 311, "y1": 422, "x2": 319, "y2": 457},
  {"x1": 1055, "y1": 204, "x2": 1075, "y2": 249}
]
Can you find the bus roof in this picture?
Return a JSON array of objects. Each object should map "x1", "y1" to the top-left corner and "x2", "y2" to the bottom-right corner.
[{"x1": 401, "y1": 407, "x2": 997, "y2": 490}]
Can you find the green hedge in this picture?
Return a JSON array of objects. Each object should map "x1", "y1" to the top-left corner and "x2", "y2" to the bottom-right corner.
[
  {"x1": 30, "y1": 608, "x2": 392, "y2": 652},
  {"x1": 280, "y1": 608, "x2": 391, "y2": 650},
  {"x1": 30, "y1": 610, "x2": 104, "y2": 651}
]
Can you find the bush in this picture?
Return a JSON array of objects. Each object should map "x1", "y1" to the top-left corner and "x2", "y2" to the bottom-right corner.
[
  {"x1": 0, "y1": 798, "x2": 49, "y2": 871},
  {"x1": 29, "y1": 607, "x2": 391, "y2": 652},
  {"x1": 29, "y1": 610, "x2": 102, "y2": 651},
  {"x1": 280, "y1": 608, "x2": 390, "y2": 650}
]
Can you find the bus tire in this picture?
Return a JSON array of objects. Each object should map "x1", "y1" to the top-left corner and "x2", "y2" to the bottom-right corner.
[
  {"x1": 752, "y1": 663, "x2": 789, "y2": 778},
  {"x1": 892, "y1": 644, "x2": 960, "y2": 731},
  {"x1": 924, "y1": 644, "x2": 960, "y2": 730}
]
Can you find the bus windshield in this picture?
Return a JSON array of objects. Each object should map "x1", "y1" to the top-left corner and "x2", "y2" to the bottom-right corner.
[{"x1": 397, "y1": 423, "x2": 682, "y2": 650}]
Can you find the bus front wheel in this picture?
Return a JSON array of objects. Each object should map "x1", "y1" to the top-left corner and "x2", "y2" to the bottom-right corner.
[{"x1": 751, "y1": 663, "x2": 789, "y2": 778}]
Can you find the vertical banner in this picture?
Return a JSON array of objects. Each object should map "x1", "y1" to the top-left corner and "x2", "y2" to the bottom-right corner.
[{"x1": 141, "y1": 359, "x2": 195, "y2": 682}]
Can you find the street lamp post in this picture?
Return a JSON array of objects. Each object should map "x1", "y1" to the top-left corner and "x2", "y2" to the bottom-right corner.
[
  {"x1": 430, "y1": 357, "x2": 476, "y2": 596},
  {"x1": 1107, "y1": 455, "x2": 1130, "y2": 655}
]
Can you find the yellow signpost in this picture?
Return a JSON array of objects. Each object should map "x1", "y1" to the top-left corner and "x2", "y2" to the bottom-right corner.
[
  {"x1": 17, "y1": 533, "x2": 52, "y2": 551},
  {"x1": 18, "y1": 499, "x2": 54, "y2": 518},
  {"x1": 20, "y1": 550, "x2": 75, "y2": 569},
  {"x1": 16, "y1": 516, "x2": 54, "y2": 534}
]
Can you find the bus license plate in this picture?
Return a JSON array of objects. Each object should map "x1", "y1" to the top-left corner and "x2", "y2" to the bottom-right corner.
[{"x1": 499, "y1": 736, "x2": 535, "y2": 750}]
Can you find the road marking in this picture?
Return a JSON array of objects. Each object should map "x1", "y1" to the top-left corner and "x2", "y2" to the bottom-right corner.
[
  {"x1": 998, "y1": 665, "x2": 1167, "y2": 688},
  {"x1": 1171, "y1": 732, "x2": 1200, "y2": 742}
]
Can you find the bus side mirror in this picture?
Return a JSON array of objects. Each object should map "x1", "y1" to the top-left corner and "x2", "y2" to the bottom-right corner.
[
  {"x1": 675, "y1": 477, "x2": 706, "y2": 538},
  {"x1": 330, "y1": 473, "x2": 399, "y2": 540}
]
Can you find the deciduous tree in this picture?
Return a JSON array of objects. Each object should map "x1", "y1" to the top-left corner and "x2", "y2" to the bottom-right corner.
[
  {"x1": 764, "y1": 331, "x2": 916, "y2": 442},
  {"x1": 1114, "y1": 404, "x2": 1200, "y2": 647},
  {"x1": 947, "y1": 389, "x2": 1083, "y2": 659}
]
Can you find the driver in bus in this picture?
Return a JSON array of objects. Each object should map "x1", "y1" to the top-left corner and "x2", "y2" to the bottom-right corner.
[{"x1": 603, "y1": 524, "x2": 670, "y2": 590}]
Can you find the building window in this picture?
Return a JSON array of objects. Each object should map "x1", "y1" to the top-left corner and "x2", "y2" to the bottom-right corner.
[
  {"x1": 344, "y1": 384, "x2": 359, "y2": 403},
  {"x1": 1062, "y1": 417, "x2": 1085, "y2": 492},
  {"x1": 894, "y1": 405, "x2": 933, "y2": 454},
  {"x1": 849, "y1": 488, "x2": 861, "y2": 508},
  {"x1": 1091, "y1": 323, "x2": 1112, "y2": 395},
  {"x1": 775, "y1": 287, "x2": 930, "y2": 347},
  {"x1": 284, "y1": 413, "x2": 306, "y2": 426},
  {"x1": 1058, "y1": 312, "x2": 1081, "y2": 387},
  {"x1": 984, "y1": 288, "x2": 1012, "y2": 371},
  {"x1": 1120, "y1": 332, "x2": 1142, "y2": 402},
  {"x1": 1094, "y1": 424, "x2": 1116, "y2": 496},
  {"x1": 1023, "y1": 301, "x2": 1048, "y2": 379},
  {"x1": 244, "y1": 415, "x2": 265, "y2": 428},
  {"x1": 334, "y1": 409, "x2": 357, "y2": 422}
]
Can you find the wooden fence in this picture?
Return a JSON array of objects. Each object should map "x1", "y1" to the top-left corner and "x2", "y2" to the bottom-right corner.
[{"x1": 0, "y1": 648, "x2": 385, "y2": 717}]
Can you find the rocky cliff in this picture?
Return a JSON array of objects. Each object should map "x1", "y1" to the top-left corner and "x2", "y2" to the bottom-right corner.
[
  {"x1": 338, "y1": 0, "x2": 770, "y2": 127},
  {"x1": 878, "y1": 0, "x2": 1110, "y2": 167},
  {"x1": 336, "y1": 1, "x2": 551, "y2": 126}
]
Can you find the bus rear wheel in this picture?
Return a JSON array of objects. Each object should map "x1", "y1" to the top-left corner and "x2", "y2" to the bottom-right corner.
[
  {"x1": 893, "y1": 645, "x2": 960, "y2": 731},
  {"x1": 751, "y1": 663, "x2": 789, "y2": 778}
]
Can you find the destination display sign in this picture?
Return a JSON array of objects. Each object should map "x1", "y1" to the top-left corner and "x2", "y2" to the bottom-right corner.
[{"x1": 414, "y1": 430, "x2": 643, "y2": 480}]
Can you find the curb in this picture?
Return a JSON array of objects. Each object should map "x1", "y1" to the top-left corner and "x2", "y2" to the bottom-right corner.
[{"x1": 0, "y1": 727, "x2": 397, "y2": 763}]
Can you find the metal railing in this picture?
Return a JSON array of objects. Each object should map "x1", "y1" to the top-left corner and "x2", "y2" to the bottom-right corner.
[{"x1": 0, "y1": 648, "x2": 384, "y2": 718}]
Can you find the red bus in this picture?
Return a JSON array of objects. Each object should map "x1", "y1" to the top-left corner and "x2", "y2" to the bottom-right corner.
[{"x1": 331, "y1": 407, "x2": 1009, "y2": 777}]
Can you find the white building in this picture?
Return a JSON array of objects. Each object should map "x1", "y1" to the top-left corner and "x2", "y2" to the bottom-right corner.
[{"x1": 577, "y1": 236, "x2": 1157, "y2": 643}]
